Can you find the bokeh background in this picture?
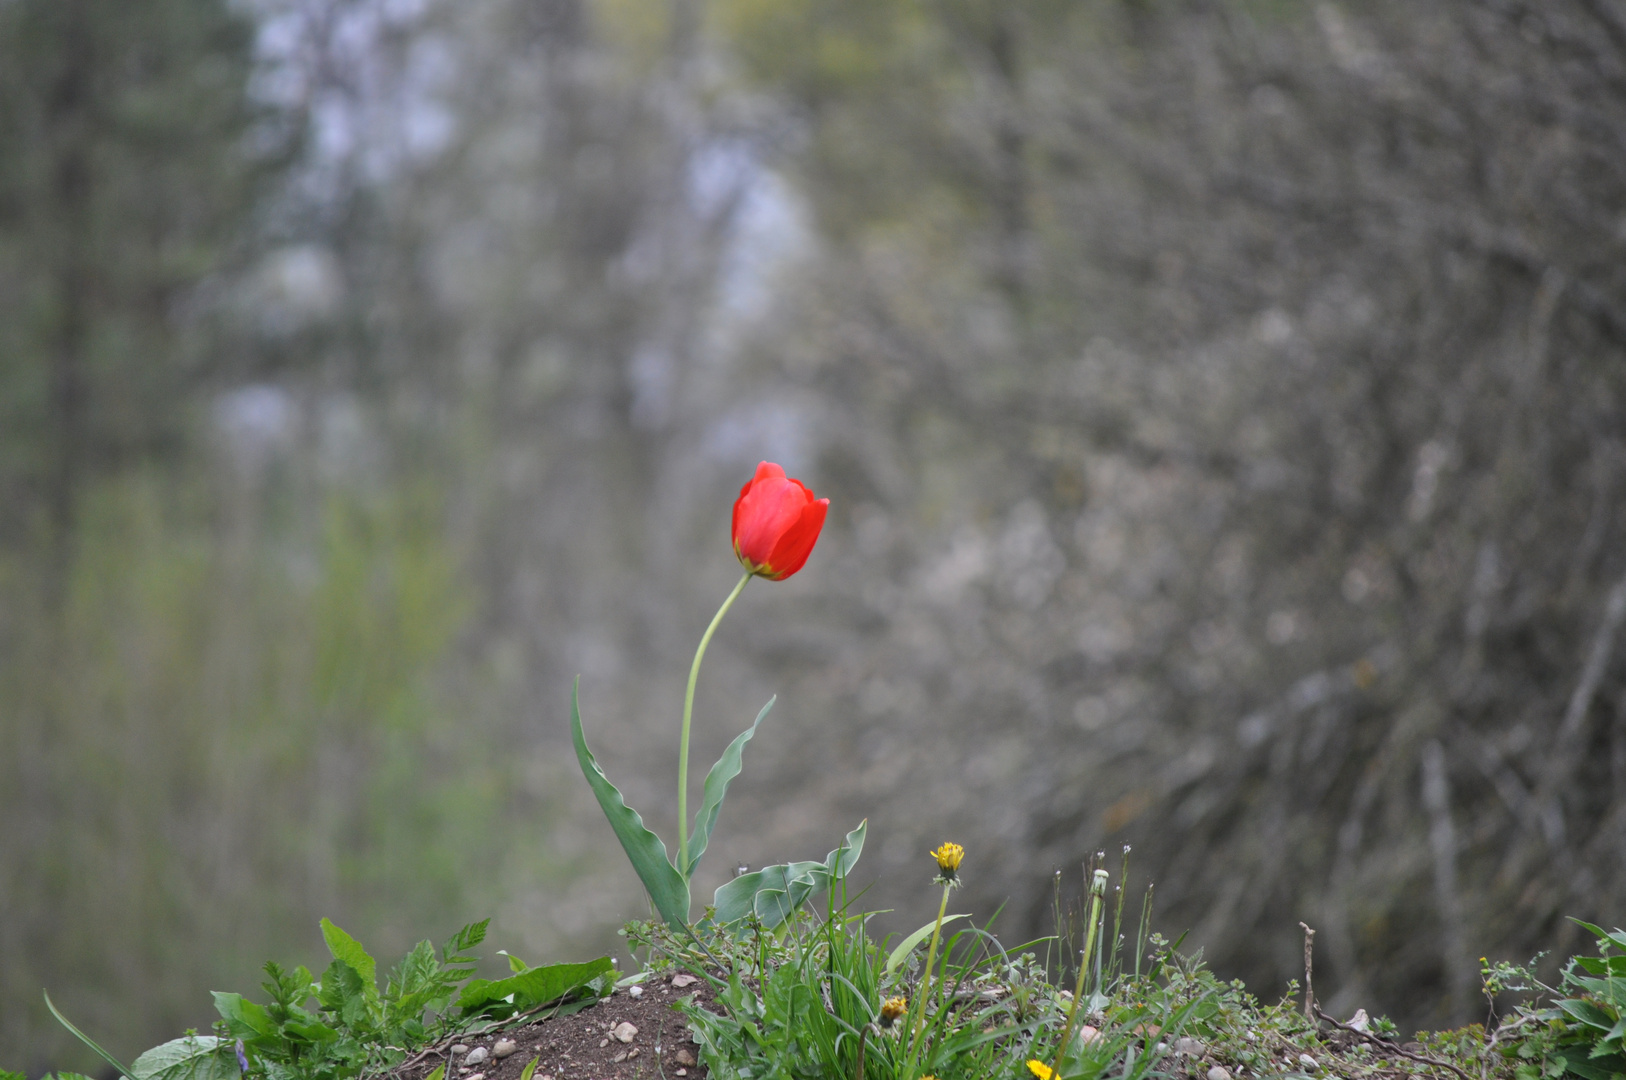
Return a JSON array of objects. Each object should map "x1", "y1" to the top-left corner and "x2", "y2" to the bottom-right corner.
[{"x1": 6, "y1": 0, "x2": 1626, "y2": 1070}]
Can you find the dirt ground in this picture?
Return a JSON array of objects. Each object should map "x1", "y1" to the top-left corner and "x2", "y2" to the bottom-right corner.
[{"x1": 393, "y1": 973, "x2": 715, "y2": 1080}]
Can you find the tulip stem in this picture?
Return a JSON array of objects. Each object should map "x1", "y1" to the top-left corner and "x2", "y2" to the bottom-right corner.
[{"x1": 678, "y1": 569, "x2": 752, "y2": 878}]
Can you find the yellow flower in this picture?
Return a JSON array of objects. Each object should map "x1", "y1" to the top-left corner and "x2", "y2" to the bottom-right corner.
[
  {"x1": 879, "y1": 995, "x2": 908, "y2": 1028},
  {"x1": 1027, "y1": 1060, "x2": 1055, "y2": 1080},
  {"x1": 929, "y1": 841, "x2": 964, "y2": 885}
]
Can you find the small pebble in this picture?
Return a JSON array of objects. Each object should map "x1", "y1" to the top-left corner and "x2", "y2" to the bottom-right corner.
[
  {"x1": 1077, "y1": 1026, "x2": 1102, "y2": 1045},
  {"x1": 673, "y1": 1049, "x2": 697, "y2": 1067},
  {"x1": 598, "y1": 1039, "x2": 609, "y2": 1049},
  {"x1": 464, "y1": 1047, "x2": 489, "y2": 1066},
  {"x1": 628, "y1": 1049, "x2": 639, "y2": 1058},
  {"x1": 1208, "y1": 1068, "x2": 1233, "y2": 1080},
  {"x1": 450, "y1": 1045, "x2": 470, "y2": 1055},
  {"x1": 1175, "y1": 1037, "x2": 1206, "y2": 1057},
  {"x1": 628, "y1": 985, "x2": 644, "y2": 998},
  {"x1": 612, "y1": 1021, "x2": 639, "y2": 1043},
  {"x1": 613, "y1": 1051, "x2": 628, "y2": 1063},
  {"x1": 671, "y1": 973, "x2": 699, "y2": 988},
  {"x1": 465, "y1": 1074, "x2": 484, "y2": 1080},
  {"x1": 493, "y1": 1039, "x2": 517, "y2": 1059},
  {"x1": 1298, "y1": 1054, "x2": 1319, "y2": 1071},
  {"x1": 675, "y1": 1071, "x2": 687, "y2": 1077}
]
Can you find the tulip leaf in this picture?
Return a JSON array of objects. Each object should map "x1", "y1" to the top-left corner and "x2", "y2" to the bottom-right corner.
[
  {"x1": 570, "y1": 679, "x2": 691, "y2": 929},
  {"x1": 685, "y1": 696, "x2": 774, "y2": 879},
  {"x1": 710, "y1": 820, "x2": 866, "y2": 930}
]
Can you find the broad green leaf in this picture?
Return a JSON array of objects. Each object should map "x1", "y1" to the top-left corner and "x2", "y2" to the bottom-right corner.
[
  {"x1": 458, "y1": 957, "x2": 614, "y2": 1014},
  {"x1": 1558, "y1": 998, "x2": 1616, "y2": 1032},
  {"x1": 1, "y1": 1071, "x2": 23, "y2": 1080},
  {"x1": 686, "y1": 696, "x2": 774, "y2": 879},
  {"x1": 424, "y1": 1067, "x2": 445, "y2": 1080},
  {"x1": 211, "y1": 992, "x2": 277, "y2": 1038},
  {"x1": 320, "y1": 919, "x2": 379, "y2": 1003},
  {"x1": 128, "y1": 1036, "x2": 235, "y2": 1080},
  {"x1": 570, "y1": 678, "x2": 691, "y2": 928},
  {"x1": 44, "y1": 991, "x2": 134, "y2": 1080},
  {"x1": 1572, "y1": 919, "x2": 1626, "y2": 955},
  {"x1": 711, "y1": 820, "x2": 866, "y2": 929},
  {"x1": 281, "y1": 1020, "x2": 339, "y2": 1043},
  {"x1": 885, "y1": 914, "x2": 971, "y2": 976}
]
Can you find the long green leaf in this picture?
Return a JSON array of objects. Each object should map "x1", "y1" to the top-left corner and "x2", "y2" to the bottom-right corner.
[
  {"x1": 686, "y1": 696, "x2": 774, "y2": 878},
  {"x1": 458, "y1": 957, "x2": 614, "y2": 1014},
  {"x1": 571, "y1": 678, "x2": 692, "y2": 928},
  {"x1": 885, "y1": 915, "x2": 971, "y2": 977},
  {"x1": 43, "y1": 991, "x2": 134, "y2": 1080},
  {"x1": 319, "y1": 919, "x2": 379, "y2": 1004}
]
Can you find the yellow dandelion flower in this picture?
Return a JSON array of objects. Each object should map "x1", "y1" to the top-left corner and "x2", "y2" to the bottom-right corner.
[
  {"x1": 929, "y1": 841, "x2": 964, "y2": 885},
  {"x1": 1027, "y1": 1059, "x2": 1055, "y2": 1080},
  {"x1": 879, "y1": 995, "x2": 908, "y2": 1028}
]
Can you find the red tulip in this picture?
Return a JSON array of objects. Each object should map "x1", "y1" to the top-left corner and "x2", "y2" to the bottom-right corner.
[{"x1": 732, "y1": 461, "x2": 829, "y2": 580}]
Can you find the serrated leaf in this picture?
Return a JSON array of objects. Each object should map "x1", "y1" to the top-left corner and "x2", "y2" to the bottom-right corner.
[
  {"x1": 320, "y1": 919, "x2": 379, "y2": 1004},
  {"x1": 885, "y1": 914, "x2": 971, "y2": 976},
  {"x1": 570, "y1": 678, "x2": 691, "y2": 928},
  {"x1": 685, "y1": 697, "x2": 773, "y2": 878},
  {"x1": 442, "y1": 919, "x2": 489, "y2": 964},
  {"x1": 318, "y1": 959, "x2": 371, "y2": 1029},
  {"x1": 458, "y1": 957, "x2": 614, "y2": 1015},
  {"x1": 128, "y1": 1035, "x2": 234, "y2": 1080}
]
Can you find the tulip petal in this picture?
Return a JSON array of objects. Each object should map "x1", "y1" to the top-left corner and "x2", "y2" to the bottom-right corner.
[{"x1": 761, "y1": 497, "x2": 828, "y2": 579}]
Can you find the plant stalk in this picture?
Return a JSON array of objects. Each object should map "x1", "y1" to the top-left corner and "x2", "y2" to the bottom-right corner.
[
  {"x1": 677, "y1": 570, "x2": 751, "y2": 875},
  {"x1": 907, "y1": 883, "x2": 954, "y2": 1075},
  {"x1": 1050, "y1": 870, "x2": 1109, "y2": 1080}
]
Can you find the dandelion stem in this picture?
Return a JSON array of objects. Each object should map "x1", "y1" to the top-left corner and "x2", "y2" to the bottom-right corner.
[
  {"x1": 678, "y1": 570, "x2": 751, "y2": 877},
  {"x1": 909, "y1": 883, "x2": 953, "y2": 1067}
]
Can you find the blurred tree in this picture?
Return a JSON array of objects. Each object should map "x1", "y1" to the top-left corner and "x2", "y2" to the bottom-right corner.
[{"x1": 0, "y1": 0, "x2": 264, "y2": 579}]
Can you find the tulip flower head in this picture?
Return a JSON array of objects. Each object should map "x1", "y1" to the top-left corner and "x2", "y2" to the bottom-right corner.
[{"x1": 732, "y1": 461, "x2": 829, "y2": 580}]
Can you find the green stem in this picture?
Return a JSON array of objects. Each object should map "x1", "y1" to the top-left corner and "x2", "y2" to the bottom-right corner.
[
  {"x1": 1050, "y1": 870, "x2": 1108, "y2": 1080},
  {"x1": 908, "y1": 883, "x2": 953, "y2": 1075},
  {"x1": 677, "y1": 570, "x2": 751, "y2": 875}
]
